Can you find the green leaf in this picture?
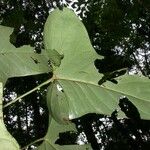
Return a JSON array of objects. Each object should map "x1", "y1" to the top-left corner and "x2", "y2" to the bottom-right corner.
[
  {"x1": 103, "y1": 75, "x2": 150, "y2": 119},
  {"x1": 38, "y1": 119, "x2": 92, "y2": 150},
  {"x1": 46, "y1": 49, "x2": 64, "y2": 67},
  {"x1": 45, "y1": 8, "x2": 150, "y2": 123},
  {"x1": 44, "y1": 8, "x2": 102, "y2": 123},
  {"x1": 48, "y1": 74, "x2": 150, "y2": 121},
  {"x1": 0, "y1": 82, "x2": 20, "y2": 150},
  {"x1": 0, "y1": 25, "x2": 51, "y2": 85}
]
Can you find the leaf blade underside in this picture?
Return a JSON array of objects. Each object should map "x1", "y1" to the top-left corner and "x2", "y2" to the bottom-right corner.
[
  {"x1": 0, "y1": 25, "x2": 51, "y2": 85},
  {"x1": 38, "y1": 119, "x2": 92, "y2": 150},
  {"x1": 45, "y1": 8, "x2": 150, "y2": 124}
]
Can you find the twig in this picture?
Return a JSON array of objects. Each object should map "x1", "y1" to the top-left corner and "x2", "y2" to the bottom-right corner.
[
  {"x1": 3, "y1": 78, "x2": 53, "y2": 108},
  {"x1": 21, "y1": 138, "x2": 44, "y2": 150},
  {"x1": 132, "y1": 53, "x2": 146, "y2": 76}
]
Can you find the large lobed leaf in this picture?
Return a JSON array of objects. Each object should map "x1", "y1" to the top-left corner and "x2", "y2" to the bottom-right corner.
[
  {"x1": 44, "y1": 8, "x2": 150, "y2": 122},
  {"x1": 0, "y1": 82, "x2": 20, "y2": 150},
  {"x1": 0, "y1": 25, "x2": 51, "y2": 85}
]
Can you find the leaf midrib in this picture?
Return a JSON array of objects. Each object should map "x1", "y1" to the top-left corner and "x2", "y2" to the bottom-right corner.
[{"x1": 57, "y1": 77, "x2": 150, "y2": 103}]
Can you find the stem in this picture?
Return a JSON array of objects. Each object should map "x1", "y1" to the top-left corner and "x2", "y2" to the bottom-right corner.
[
  {"x1": 132, "y1": 53, "x2": 146, "y2": 76},
  {"x1": 3, "y1": 78, "x2": 53, "y2": 108},
  {"x1": 21, "y1": 138, "x2": 44, "y2": 150}
]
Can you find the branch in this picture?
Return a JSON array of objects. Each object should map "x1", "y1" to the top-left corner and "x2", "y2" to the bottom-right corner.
[
  {"x1": 3, "y1": 78, "x2": 53, "y2": 108},
  {"x1": 21, "y1": 138, "x2": 44, "y2": 150},
  {"x1": 144, "y1": 49, "x2": 150, "y2": 75},
  {"x1": 132, "y1": 53, "x2": 146, "y2": 76}
]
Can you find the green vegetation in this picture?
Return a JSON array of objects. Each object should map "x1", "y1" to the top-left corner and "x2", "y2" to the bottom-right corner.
[{"x1": 0, "y1": 1, "x2": 150, "y2": 150}]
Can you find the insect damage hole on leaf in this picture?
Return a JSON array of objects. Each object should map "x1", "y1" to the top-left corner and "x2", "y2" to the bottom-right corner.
[{"x1": 56, "y1": 83, "x2": 64, "y2": 93}]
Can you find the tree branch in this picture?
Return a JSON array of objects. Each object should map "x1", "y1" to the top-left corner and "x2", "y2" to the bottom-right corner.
[{"x1": 3, "y1": 78, "x2": 53, "y2": 108}]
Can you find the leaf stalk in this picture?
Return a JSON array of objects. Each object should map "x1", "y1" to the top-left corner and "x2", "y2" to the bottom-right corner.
[{"x1": 3, "y1": 78, "x2": 53, "y2": 108}]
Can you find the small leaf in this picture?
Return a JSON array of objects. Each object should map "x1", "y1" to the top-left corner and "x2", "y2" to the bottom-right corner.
[
  {"x1": 46, "y1": 49, "x2": 64, "y2": 67},
  {"x1": 37, "y1": 119, "x2": 92, "y2": 150}
]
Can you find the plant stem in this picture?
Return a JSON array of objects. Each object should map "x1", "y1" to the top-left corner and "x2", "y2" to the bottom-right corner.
[
  {"x1": 21, "y1": 138, "x2": 44, "y2": 150},
  {"x1": 3, "y1": 78, "x2": 53, "y2": 108}
]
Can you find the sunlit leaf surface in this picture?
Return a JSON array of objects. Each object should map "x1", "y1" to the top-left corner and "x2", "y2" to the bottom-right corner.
[{"x1": 45, "y1": 8, "x2": 150, "y2": 122}]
